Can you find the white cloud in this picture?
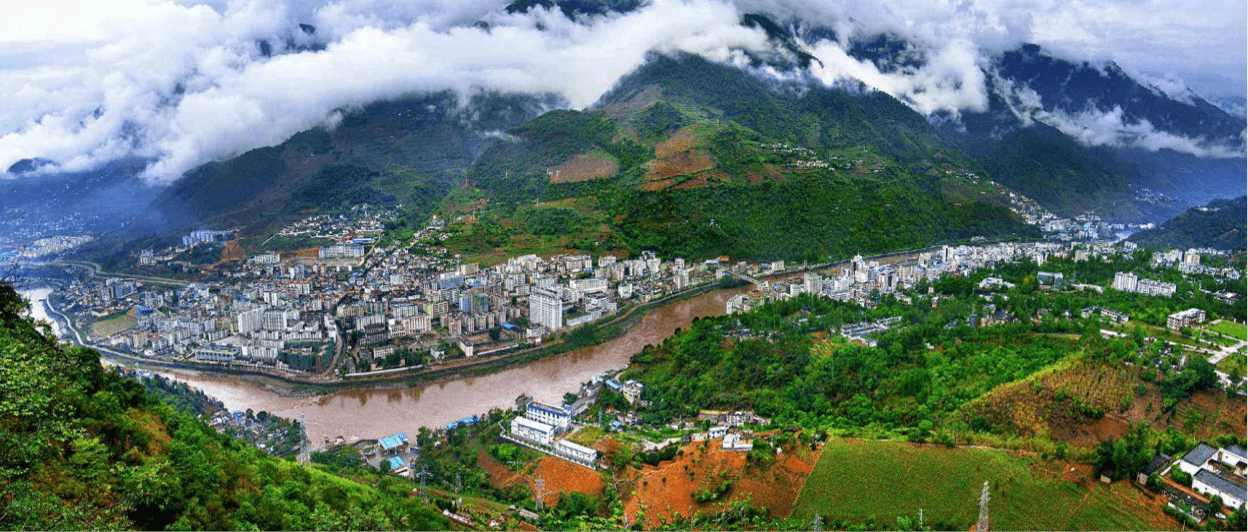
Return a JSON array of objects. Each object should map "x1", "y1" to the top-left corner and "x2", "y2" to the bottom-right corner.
[
  {"x1": 803, "y1": 36, "x2": 990, "y2": 116},
  {"x1": 994, "y1": 75, "x2": 1247, "y2": 158},
  {"x1": 0, "y1": 0, "x2": 1243, "y2": 181},
  {"x1": 1, "y1": 0, "x2": 774, "y2": 181}
]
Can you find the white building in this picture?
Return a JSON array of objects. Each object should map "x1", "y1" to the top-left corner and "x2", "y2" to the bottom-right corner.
[
  {"x1": 236, "y1": 307, "x2": 264, "y2": 335},
  {"x1": 525, "y1": 401, "x2": 572, "y2": 431},
  {"x1": 320, "y1": 243, "x2": 365, "y2": 259},
  {"x1": 1137, "y1": 278, "x2": 1176, "y2": 298},
  {"x1": 555, "y1": 439, "x2": 598, "y2": 465},
  {"x1": 1193, "y1": 470, "x2": 1246, "y2": 511},
  {"x1": 1176, "y1": 442, "x2": 1247, "y2": 511},
  {"x1": 803, "y1": 272, "x2": 823, "y2": 295},
  {"x1": 721, "y1": 433, "x2": 753, "y2": 452},
  {"x1": 510, "y1": 416, "x2": 556, "y2": 446},
  {"x1": 1167, "y1": 308, "x2": 1207, "y2": 330},
  {"x1": 529, "y1": 288, "x2": 563, "y2": 331},
  {"x1": 252, "y1": 252, "x2": 281, "y2": 265},
  {"x1": 1112, "y1": 271, "x2": 1138, "y2": 292}
]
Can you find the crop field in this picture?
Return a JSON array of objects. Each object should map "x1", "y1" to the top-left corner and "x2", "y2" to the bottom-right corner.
[
  {"x1": 1208, "y1": 320, "x2": 1248, "y2": 340},
  {"x1": 791, "y1": 439, "x2": 1178, "y2": 531},
  {"x1": 963, "y1": 358, "x2": 1245, "y2": 446}
]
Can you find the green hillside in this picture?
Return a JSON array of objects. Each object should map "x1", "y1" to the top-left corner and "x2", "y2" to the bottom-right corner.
[
  {"x1": 0, "y1": 286, "x2": 448, "y2": 530},
  {"x1": 154, "y1": 91, "x2": 550, "y2": 231},
  {"x1": 453, "y1": 54, "x2": 1038, "y2": 262},
  {"x1": 1129, "y1": 196, "x2": 1247, "y2": 252},
  {"x1": 792, "y1": 439, "x2": 1174, "y2": 531}
]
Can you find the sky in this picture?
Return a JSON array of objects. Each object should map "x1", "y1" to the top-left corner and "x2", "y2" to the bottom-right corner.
[{"x1": 0, "y1": 0, "x2": 1244, "y2": 181}]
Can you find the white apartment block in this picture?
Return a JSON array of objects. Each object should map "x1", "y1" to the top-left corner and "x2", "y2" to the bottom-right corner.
[{"x1": 529, "y1": 287, "x2": 563, "y2": 331}]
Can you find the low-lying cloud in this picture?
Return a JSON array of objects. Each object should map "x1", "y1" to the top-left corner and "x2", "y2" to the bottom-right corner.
[
  {"x1": 995, "y1": 76, "x2": 1247, "y2": 158},
  {"x1": 0, "y1": 0, "x2": 1243, "y2": 182}
]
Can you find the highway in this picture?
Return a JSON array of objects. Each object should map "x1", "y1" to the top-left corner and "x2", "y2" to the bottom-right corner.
[{"x1": 48, "y1": 260, "x2": 190, "y2": 286}]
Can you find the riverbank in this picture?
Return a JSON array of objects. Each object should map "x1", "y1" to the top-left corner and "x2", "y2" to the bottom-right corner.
[{"x1": 69, "y1": 279, "x2": 734, "y2": 398}]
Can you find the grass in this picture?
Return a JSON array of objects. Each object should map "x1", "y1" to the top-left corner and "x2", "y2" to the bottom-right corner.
[
  {"x1": 1208, "y1": 321, "x2": 1247, "y2": 341},
  {"x1": 1216, "y1": 354, "x2": 1246, "y2": 377},
  {"x1": 568, "y1": 426, "x2": 607, "y2": 448},
  {"x1": 791, "y1": 438, "x2": 1176, "y2": 531},
  {"x1": 91, "y1": 313, "x2": 136, "y2": 337}
]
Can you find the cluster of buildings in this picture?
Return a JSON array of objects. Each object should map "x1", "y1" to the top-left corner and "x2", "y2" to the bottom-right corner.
[
  {"x1": 274, "y1": 206, "x2": 389, "y2": 241},
  {"x1": 61, "y1": 209, "x2": 732, "y2": 379},
  {"x1": 1153, "y1": 249, "x2": 1242, "y2": 279},
  {"x1": 1112, "y1": 271, "x2": 1178, "y2": 298},
  {"x1": 506, "y1": 398, "x2": 599, "y2": 468},
  {"x1": 728, "y1": 242, "x2": 1075, "y2": 313},
  {"x1": 1148, "y1": 442, "x2": 1247, "y2": 519},
  {"x1": 58, "y1": 275, "x2": 339, "y2": 371},
  {"x1": 17, "y1": 234, "x2": 94, "y2": 258}
]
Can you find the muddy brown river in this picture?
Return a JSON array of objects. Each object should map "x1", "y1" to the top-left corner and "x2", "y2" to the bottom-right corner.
[{"x1": 134, "y1": 287, "x2": 743, "y2": 445}]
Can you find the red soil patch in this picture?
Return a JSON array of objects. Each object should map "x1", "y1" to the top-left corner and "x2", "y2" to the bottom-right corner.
[
  {"x1": 746, "y1": 163, "x2": 786, "y2": 185},
  {"x1": 550, "y1": 150, "x2": 619, "y2": 183},
  {"x1": 286, "y1": 247, "x2": 322, "y2": 260},
  {"x1": 647, "y1": 150, "x2": 715, "y2": 181},
  {"x1": 621, "y1": 437, "x2": 821, "y2": 527},
  {"x1": 643, "y1": 126, "x2": 716, "y2": 185},
  {"x1": 220, "y1": 239, "x2": 246, "y2": 263},
  {"x1": 528, "y1": 457, "x2": 604, "y2": 506},
  {"x1": 654, "y1": 127, "x2": 699, "y2": 158},
  {"x1": 479, "y1": 451, "x2": 525, "y2": 489},
  {"x1": 481, "y1": 451, "x2": 604, "y2": 506},
  {"x1": 638, "y1": 178, "x2": 675, "y2": 191}
]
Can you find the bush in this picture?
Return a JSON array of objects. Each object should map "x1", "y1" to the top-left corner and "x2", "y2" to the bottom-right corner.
[{"x1": 1170, "y1": 468, "x2": 1193, "y2": 488}]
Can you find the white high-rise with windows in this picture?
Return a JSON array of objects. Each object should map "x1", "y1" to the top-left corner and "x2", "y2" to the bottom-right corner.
[
  {"x1": 1112, "y1": 271, "x2": 1138, "y2": 292},
  {"x1": 529, "y1": 288, "x2": 563, "y2": 331}
]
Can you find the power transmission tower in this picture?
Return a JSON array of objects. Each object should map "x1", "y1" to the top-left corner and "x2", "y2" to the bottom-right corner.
[
  {"x1": 454, "y1": 471, "x2": 463, "y2": 493},
  {"x1": 975, "y1": 481, "x2": 991, "y2": 532},
  {"x1": 415, "y1": 465, "x2": 431, "y2": 499},
  {"x1": 534, "y1": 475, "x2": 549, "y2": 511},
  {"x1": 812, "y1": 511, "x2": 823, "y2": 532}
]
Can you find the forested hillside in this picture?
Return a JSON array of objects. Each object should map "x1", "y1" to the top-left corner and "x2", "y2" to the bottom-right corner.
[
  {"x1": 1129, "y1": 196, "x2": 1247, "y2": 252},
  {"x1": 0, "y1": 286, "x2": 448, "y2": 531},
  {"x1": 450, "y1": 53, "x2": 1038, "y2": 262}
]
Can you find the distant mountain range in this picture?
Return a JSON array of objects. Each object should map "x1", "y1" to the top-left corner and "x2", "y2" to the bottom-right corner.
[
  {"x1": 1129, "y1": 196, "x2": 1247, "y2": 252},
  {"x1": 5, "y1": 5, "x2": 1244, "y2": 261}
]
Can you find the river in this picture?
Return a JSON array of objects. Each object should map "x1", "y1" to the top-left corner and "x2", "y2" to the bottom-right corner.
[
  {"x1": 20, "y1": 287, "x2": 66, "y2": 338},
  {"x1": 113, "y1": 287, "x2": 743, "y2": 445}
]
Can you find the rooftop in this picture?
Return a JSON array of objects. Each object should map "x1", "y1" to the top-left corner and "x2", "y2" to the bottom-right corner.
[
  {"x1": 1194, "y1": 469, "x2": 1247, "y2": 499},
  {"x1": 1183, "y1": 442, "x2": 1218, "y2": 466},
  {"x1": 378, "y1": 432, "x2": 408, "y2": 451}
]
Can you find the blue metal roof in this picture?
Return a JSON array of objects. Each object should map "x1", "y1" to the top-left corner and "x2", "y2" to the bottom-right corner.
[
  {"x1": 385, "y1": 457, "x2": 404, "y2": 470},
  {"x1": 378, "y1": 432, "x2": 408, "y2": 451}
]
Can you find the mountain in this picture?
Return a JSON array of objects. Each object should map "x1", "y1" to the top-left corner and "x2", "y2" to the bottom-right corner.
[
  {"x1": 980, "y1": 44, "x2": 1247, "y2": 216},
  {"x1": 152, "y1": 91, "x2": 556, "y2": 232},
  {"x1": 0, "y1": 158, "x2": 161, "y2": 236},
  {"x1": 1128, "y1": 196, "x2": 1247, "y2": 252},
  {"x1": 0, "y1": 286, "x2": 449, "y2": 530},
  {"x1": 130, "y1": 11, "x2": 1244, "y2": 259},
  {"x1": 456, "y1": 52, "x2": 1036, "y2": 262}
]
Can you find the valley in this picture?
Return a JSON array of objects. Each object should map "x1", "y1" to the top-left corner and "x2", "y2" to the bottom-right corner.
[{"x1": 2, "y1": 2, "x2": 1246, "y2": 530}]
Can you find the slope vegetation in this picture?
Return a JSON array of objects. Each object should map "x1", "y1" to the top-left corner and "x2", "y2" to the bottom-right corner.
[
  {"x1": 1129, "y1": 196, "x2": 1248, "y2": 252},
  {"x1": 0, "y1": 286, "x2": 448, "y2": 530}
]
